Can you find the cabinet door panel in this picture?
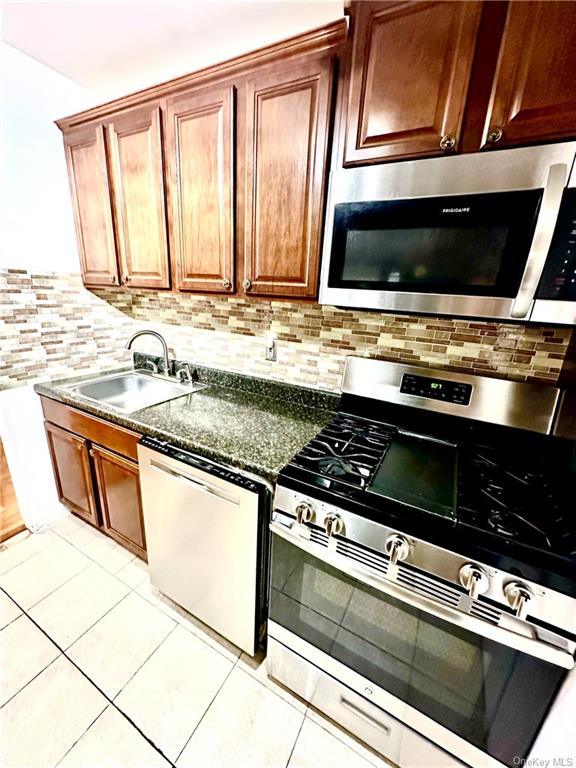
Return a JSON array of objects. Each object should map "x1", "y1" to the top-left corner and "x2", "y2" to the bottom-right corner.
[
  {"x1": 44, "y1": 423, "x2": 99, "y2": 526},
  {"x1": 242, "y1": 57, "x2": 333, "y2": 298},
  {"x1": 64, "y1": 124, "x2": 119, "y2": 286},
  {"x1": 107, "y1": 107, "x2": 170, "y2": 288},
  {"x1": 165, "y1": 87, "x2": 234, "y2": 293},
  {"x1": 482, "y1": 1, "x2": 576, "y2": 148},
  {"x1": 344, "y1": 1, "x2": 482, "y2": 164},
  {"x1": 91, "y1": 445, "x2": 146, "y2": 560}
]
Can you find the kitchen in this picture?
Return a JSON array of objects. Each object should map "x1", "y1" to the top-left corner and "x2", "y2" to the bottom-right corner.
[{"x1": 1, "y1": 1, "x2": 576, "y2": 767}]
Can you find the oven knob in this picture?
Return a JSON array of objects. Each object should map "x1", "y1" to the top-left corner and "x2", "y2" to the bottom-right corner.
[
  {"x1": 295, "y1": 502, "x2": 314, "y2": 525},
  {"x1": 504, "y1": 582, "x2": 534, "y2": 620},
  {"x1": 459, "y1": 564, "x2": 489, "y2": 599},
  {"x1": 324, "y1": 514, "x2": 343, "y2": 537},
  {"x1": 385, "y1": 534, "x2": 410, "y2": 565}
]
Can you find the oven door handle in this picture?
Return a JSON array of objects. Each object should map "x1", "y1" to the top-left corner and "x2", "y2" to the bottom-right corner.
[
  {"x1": 270, "y1": 522, "x2": 575, "y2": 670},
  {"x1": 511, "y1": 162, "x2": 569, "y2": 319}
]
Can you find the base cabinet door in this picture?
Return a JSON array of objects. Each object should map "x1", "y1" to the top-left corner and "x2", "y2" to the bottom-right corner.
[
  {"x1": 482, "y1": 1, "x2": 576, "y2": 148},
  {"x1": 241, "y1": 56, "x2": 334, "y2": 298},
  {"x1": 44, "y1": 423, "x2": 99, "y2": 526},
  {"x1": 91, "y1": 445, "x2": 147, "y2": 560}
]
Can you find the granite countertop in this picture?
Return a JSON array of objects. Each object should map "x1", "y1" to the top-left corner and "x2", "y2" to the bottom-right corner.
[{"x1": 34, "y1": 363, "x2": 338, "y2": 483}]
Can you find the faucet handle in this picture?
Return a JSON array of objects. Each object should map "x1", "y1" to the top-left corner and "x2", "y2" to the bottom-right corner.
[{"x1": 176, "y1": 363, "x2": 193, "y2": 383}]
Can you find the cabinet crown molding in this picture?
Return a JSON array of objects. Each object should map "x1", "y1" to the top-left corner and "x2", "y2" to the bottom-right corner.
[{"x1": 55, "y1": 18, "x2": 346, "y2": 131}]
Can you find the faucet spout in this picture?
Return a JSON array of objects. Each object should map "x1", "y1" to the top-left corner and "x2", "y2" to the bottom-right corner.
[{"x1": 125, "y1": 330, "x2": 171, "y2": 375}]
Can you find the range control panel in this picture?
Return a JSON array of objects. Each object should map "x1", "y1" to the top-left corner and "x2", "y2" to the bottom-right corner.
[{"x1": 400, "y1": 374, "x2": 472, "y2": 406}]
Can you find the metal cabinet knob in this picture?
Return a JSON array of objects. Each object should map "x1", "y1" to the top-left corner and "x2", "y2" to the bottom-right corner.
[
  {"x1": 122, "y1": 274, "x2": 129, "y2": 284},
  {"x1": 222, "y1": 278, "x2": 231, "y2": 290},
  {"x1": 439, "y1": 134, "x2": 456, "y2": 152},
  {"x1": 324, "y1": 514, "x2": 343, "y2": 538},
  {"x1": 486, "y1": 125, "x2": 503, "y2": 144},
  {"x1": 242, "y1": 278, "x2": 252, "y2": 292},
  {"x1": 295, "y1": 502, "x2": 314, "y2": 525},
  {"x1": 459, "y1": 564, "x2": 489, "y2": 599},
  {"x1": 504, "y1": 581, "x2": 533, "y2": 620},
  {"x1": 110, "y1": 275, "x2": 117, "y2": 284},
  {"x1": 385, "y1": 534, "x2": 410, "y2": 565}
]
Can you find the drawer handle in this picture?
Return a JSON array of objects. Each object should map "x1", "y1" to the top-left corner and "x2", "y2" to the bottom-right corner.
[{"x1": 339, "y1": 697, "x2": 391, "y2": 735}]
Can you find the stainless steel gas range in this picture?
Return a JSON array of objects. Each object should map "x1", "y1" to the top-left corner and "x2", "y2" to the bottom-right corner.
[{"x1": 267, "y1": 358, "x2": 576, "y2": 768}]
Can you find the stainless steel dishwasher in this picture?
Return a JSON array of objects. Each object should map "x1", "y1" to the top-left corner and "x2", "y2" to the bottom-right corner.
[{"x1": 137, "y1": 436, "x2": 271, "y2": 656}]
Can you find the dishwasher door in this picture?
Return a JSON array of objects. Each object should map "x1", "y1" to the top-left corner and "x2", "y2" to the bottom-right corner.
[{"x1": 138, "y1": 444, "x2": 263, "y2": 655}]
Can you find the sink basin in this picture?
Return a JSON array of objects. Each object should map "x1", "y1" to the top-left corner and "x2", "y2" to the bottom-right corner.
[{"x1": 65, "y1": 371, "x2": 206, "y2": 412}]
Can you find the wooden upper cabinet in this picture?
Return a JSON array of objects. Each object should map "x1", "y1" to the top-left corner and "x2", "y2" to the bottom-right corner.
[
  {"x1": 107, "y1": 106, "x2": 170, "y2": 288},
  {"x1": 344, "y1": 1, "x2": 483, "y2": 165},
  {"x1": 241, "y1": 56, "x2": 333, "y2": 298},
  {"x1": 44, "y1": 422, "x2": 99, "y2": 526},
  {"x1": 63, "y1": 124, "x2": 119, "y2": 286},
  {"x1": 482, "y1": 1, "x2": 576, "y2": 149},
  {"x1": 165, "y1": 86, "x2": 235, "y2": 293}
]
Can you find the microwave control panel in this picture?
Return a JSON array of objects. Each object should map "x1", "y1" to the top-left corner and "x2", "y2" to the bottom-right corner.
[
  {"x1": 537, "y1": 188, "x2": 576, "y2": 301},
  {"x1": 400, "y1": 374, "x2": 472, "y2": 406}
]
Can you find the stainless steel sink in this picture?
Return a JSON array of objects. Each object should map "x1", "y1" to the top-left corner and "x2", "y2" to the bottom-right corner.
[{"x1": 65, "y1": 371, "x2": 206, "y2": 412}]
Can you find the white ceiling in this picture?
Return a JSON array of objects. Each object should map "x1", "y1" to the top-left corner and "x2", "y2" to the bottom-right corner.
[{"x1": 1, "y1": 0, "x2": 344, "y2": 100}]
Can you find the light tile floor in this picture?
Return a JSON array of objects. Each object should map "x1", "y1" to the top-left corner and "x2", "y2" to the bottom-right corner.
[{"x1": 0, "y1": 513, "x2": 392, "y2": 768}]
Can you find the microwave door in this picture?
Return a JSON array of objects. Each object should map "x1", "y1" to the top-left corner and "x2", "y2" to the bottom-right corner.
[{"x1": 319, "y1": 142, "x2": 576, "y2": 322}]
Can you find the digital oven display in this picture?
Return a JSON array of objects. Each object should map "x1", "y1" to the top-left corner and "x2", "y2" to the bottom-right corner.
[{"x1": 400, "y1": 374, "x2": 472, "y2": 405}]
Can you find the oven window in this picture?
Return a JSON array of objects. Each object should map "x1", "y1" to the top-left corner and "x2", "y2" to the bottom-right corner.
[
  {"x1": 328, "y1": 190, "x2": 542, "y2": 297},
  {"x1": 270, "y1": 535, "x2": 565, "y2": 768}
]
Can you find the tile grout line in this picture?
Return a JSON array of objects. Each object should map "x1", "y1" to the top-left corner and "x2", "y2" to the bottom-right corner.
[
  {"x1": 284, "y1": 713, "x2": 307, "y2": 768},
  {"x1": 0, "y1": 586, "x2": 178, "y2": 768},
  {"x1": 173, "y1": 649, "x2": 239, "y2": 764}
]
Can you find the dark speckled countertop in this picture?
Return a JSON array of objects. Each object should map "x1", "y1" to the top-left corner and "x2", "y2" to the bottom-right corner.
[{"x1": 34, "y1": 361, "x2": 338, "y2": 483}]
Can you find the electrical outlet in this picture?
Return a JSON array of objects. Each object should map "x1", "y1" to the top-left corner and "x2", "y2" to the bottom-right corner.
[{"x1": 265, "y1": 333, "x2": 277, "y2": 362}]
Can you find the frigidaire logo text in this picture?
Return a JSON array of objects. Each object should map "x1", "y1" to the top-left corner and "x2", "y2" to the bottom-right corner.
[{"x1": 442, "y1": 207, "x2": 471, "y2": 213}]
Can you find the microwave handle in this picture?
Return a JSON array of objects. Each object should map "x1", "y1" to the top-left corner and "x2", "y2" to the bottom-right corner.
[
  {"x1": 270, "y1": 520, "x2": 575, "y2": 669},
  {"x1": 511, "y1": 163, "x2": 569, "y2": 319}
]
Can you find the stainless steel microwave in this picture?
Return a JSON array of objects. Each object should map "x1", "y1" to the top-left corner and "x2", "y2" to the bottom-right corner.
[{"x1": 319, "y1": 142, "x2": 576, "y2": 324}]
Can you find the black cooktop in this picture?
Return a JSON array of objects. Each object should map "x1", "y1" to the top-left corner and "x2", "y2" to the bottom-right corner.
[{"x1": 282, "y1": 411, "x2": 576, "y2": 575}]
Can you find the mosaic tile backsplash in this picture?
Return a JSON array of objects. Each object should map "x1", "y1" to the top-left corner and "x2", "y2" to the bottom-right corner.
[{"x1": 1, "y1": 268, "x2": 573, "y2": 392}]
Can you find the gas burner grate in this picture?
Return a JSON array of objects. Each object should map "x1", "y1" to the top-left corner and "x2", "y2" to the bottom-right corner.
[
  {"x1": 290, "y1": 414, "x2": 395, "y2": 489},
  {"x1": 458, "y1": 442, "x2": 573, "y2": 553}
]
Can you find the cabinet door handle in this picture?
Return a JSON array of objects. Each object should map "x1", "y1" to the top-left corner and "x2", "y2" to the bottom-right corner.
[
  {"x1": 122, "y1": 274, "x2": 130, "y2": 284},
  {"x1": 242, "y1": 278, "x2": 252, "y2": 292},
  {"x1": 439, "y1": 134, "x2": 456, "y2": 152},
  {"x1": 222, "y1": 278, "x2": 231, "y2": 290},
  {"x1": 486, "y1": 125, "x2": 503, "y2": 144},
  {"x1": 110, "y1": 276, "x2": 117, "y2": 284}
]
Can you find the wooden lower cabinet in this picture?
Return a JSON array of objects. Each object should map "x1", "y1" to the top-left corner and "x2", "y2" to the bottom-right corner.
[
  {"x1": 91, "y1": 445, "x2": 147, "y2": 560},
  {"x1": 41, "y1": 397, "x2": 146, "y2": 560},
  {"x1": 44, "y1": 422, "x2": 99, "y2": 526}
]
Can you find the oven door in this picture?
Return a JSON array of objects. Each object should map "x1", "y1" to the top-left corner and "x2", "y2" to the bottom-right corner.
[
  {"x1": 268, "y1": 525, "x2": 568, "y2": 768},
  {"x1": 319, "y1": 144, "x2": 576, "y2": 321}
]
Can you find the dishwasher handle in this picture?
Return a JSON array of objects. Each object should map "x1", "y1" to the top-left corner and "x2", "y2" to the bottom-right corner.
[{"x1": 150, "y1": 460, "x2": 240, "y2": 506}]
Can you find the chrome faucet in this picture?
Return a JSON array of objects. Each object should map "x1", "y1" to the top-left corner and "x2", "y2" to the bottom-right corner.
[{"x1": 125, "y1": 330, "x2": 171, "y2": 376}]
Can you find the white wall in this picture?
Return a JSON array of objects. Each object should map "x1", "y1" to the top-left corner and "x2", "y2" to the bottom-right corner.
[{"x1": 0, "y1": 43, "x2": 97, "y2": 272}]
